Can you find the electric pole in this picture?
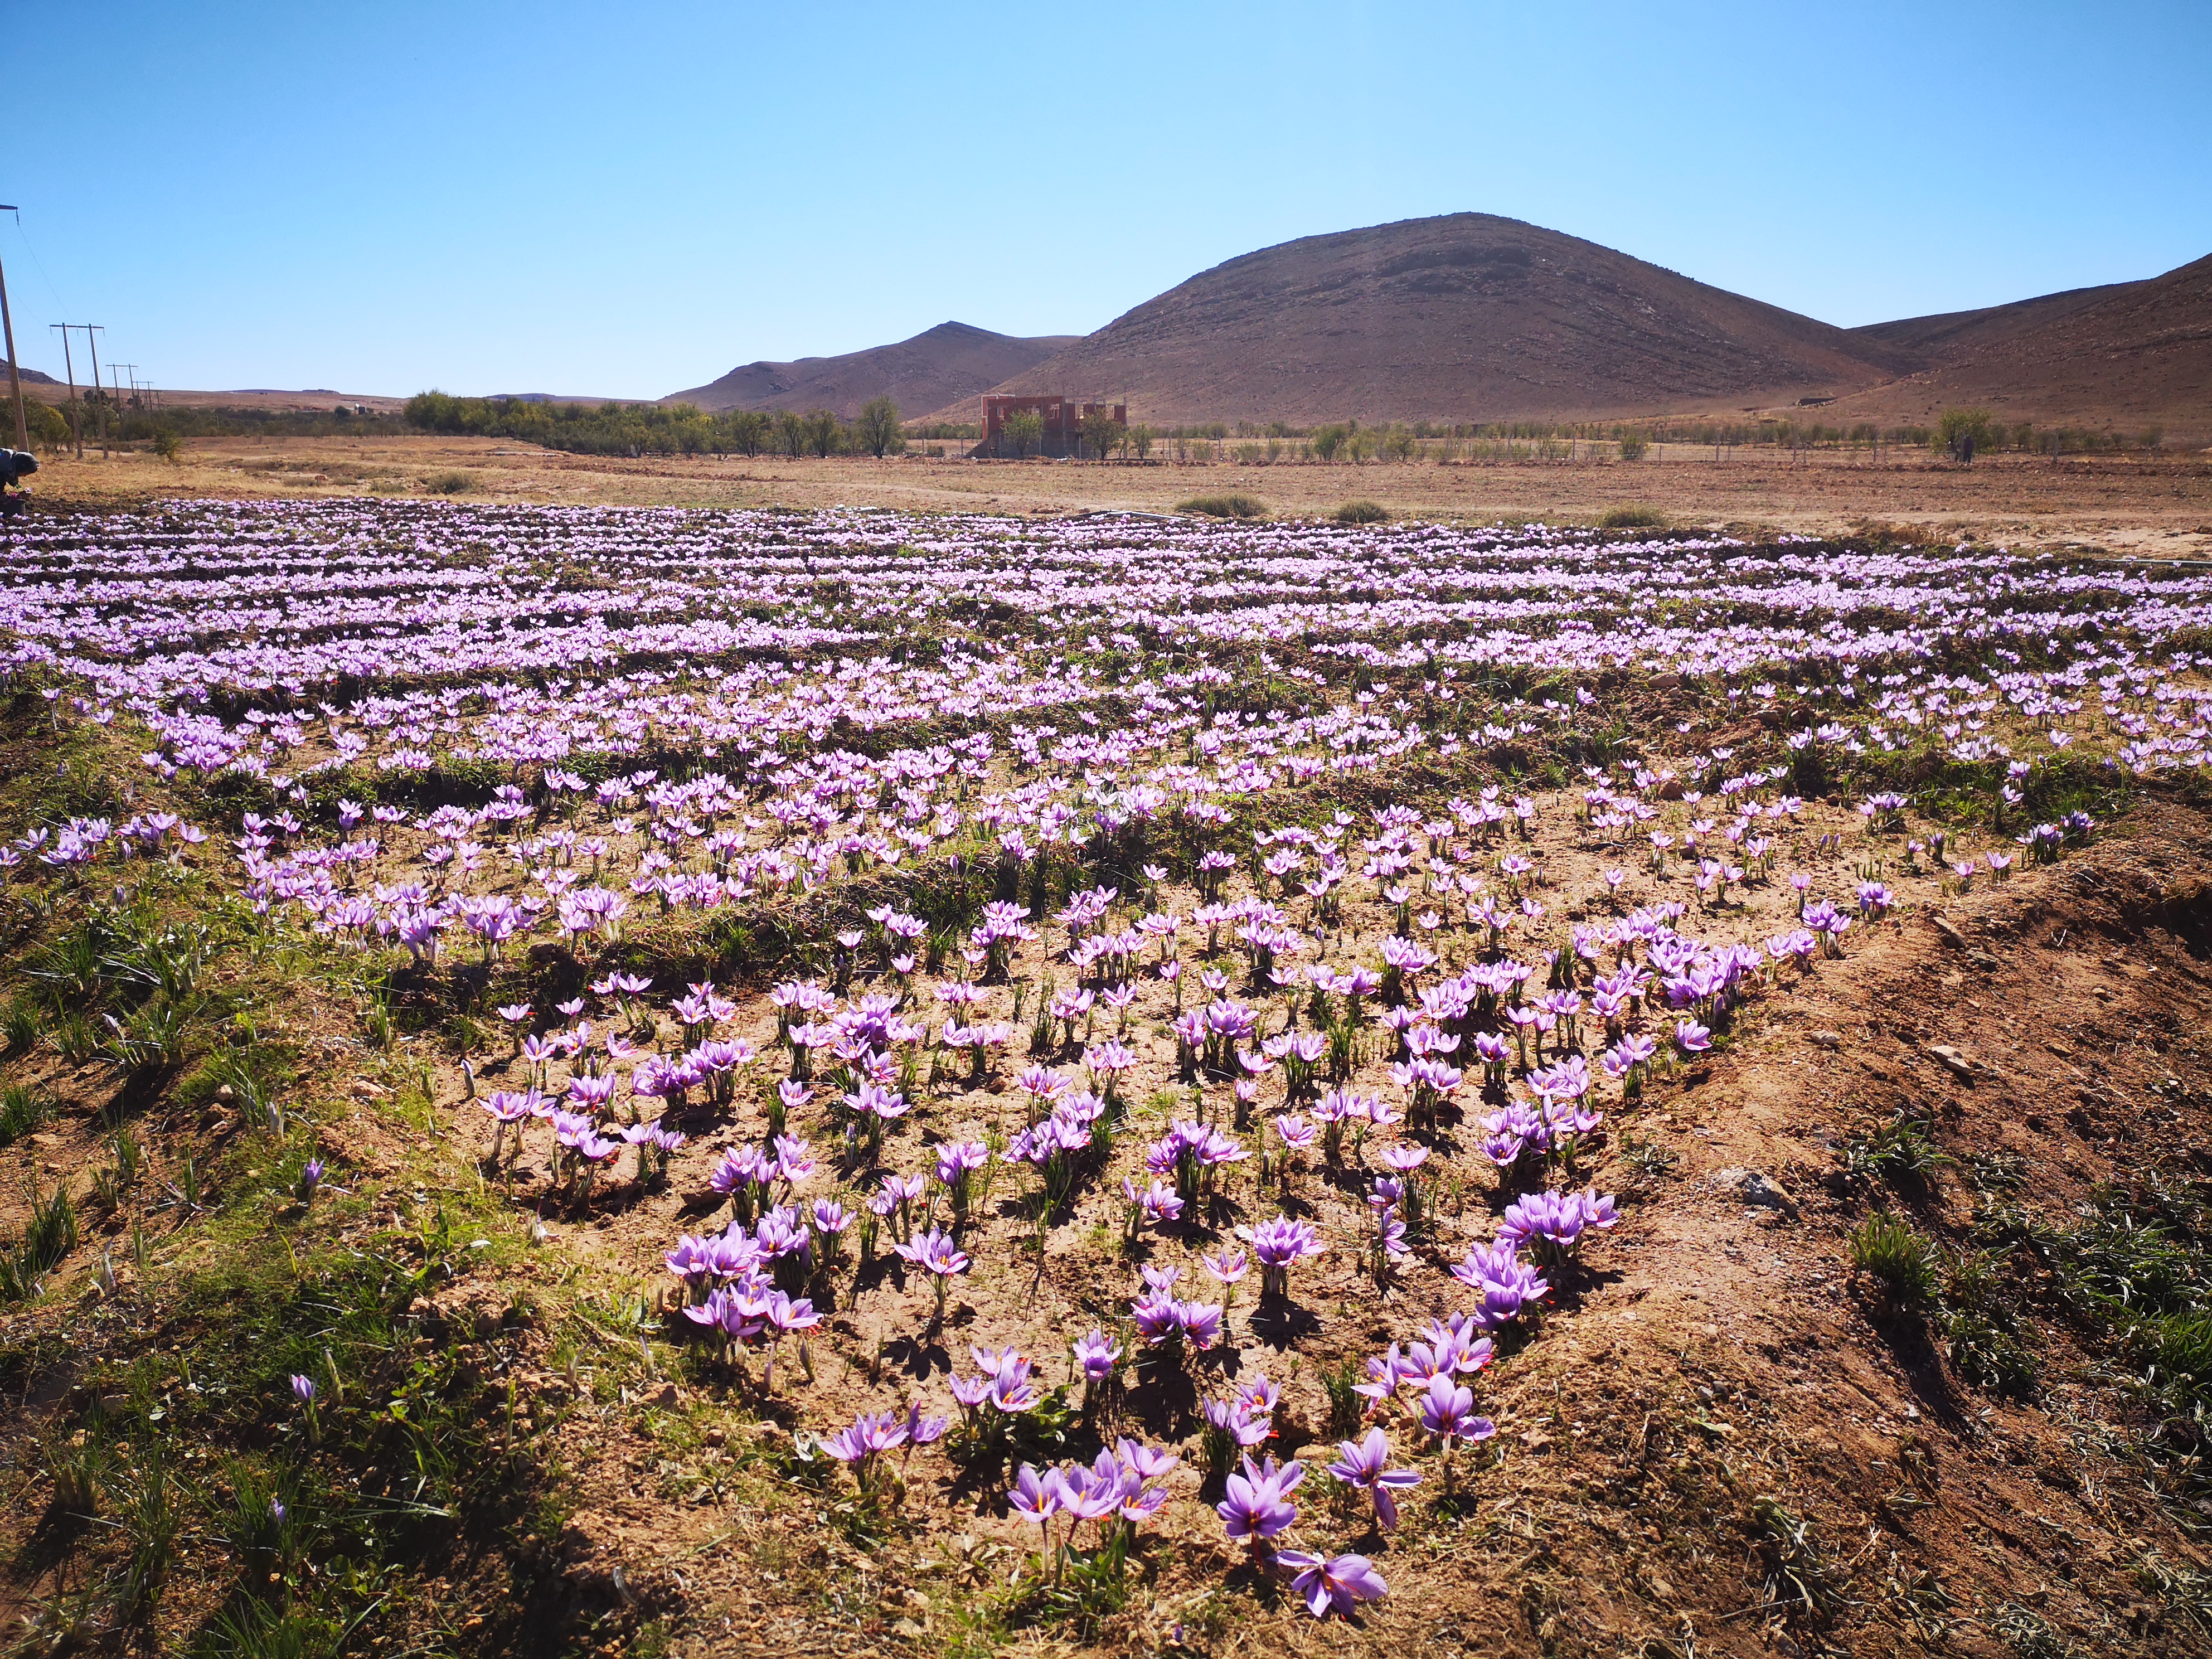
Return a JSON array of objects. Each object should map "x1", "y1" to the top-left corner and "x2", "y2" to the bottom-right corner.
[
  {"x1": 51, "y1": 323, "x2": 81, "y2": 458},
  {"x1": 0, "y1": 206, "x2": 25, "y2": 452},
  {"x1": 83, "y1": 324, "x2": 107, "y2": 458}
]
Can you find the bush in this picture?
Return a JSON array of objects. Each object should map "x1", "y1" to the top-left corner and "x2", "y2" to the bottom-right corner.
[
  {"x1": 1598, "y1": 504, "x2": 1666, "y2": 530},
  {"x1": 422, "y1": 470, "x2": 476, "y2": 495},
  {"x1": 1616, "y1": 433, "x2": 1648, "y2": 460},
  {"x1": 1178, "y1": 494, "x2": 1265, "y2": 520},
  {"x1": 151, "y1": 430, "x2": 183, "y2": 464},
  {"x1": 1850, "y1": 1214, "x2": 1936, "y2": 1307},
  {"x1": 1333, "y1": 499, "x2": 1389, "y2": 525}
]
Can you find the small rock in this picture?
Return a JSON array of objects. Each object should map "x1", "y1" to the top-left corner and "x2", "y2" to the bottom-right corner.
[
  {"x1": 1927, "y1": 1044, "x2": 1981, "y2": 1083},
  {"x1": 1715, "y1": 1167, "x2": 1799, "y2": 1217},
  {"x1": 1932, "y1": 915, "x2": 1967, "y2": 948},
  {"x1": 1807, "y1": 1030, "x2": 1842, "y2": 1050}
]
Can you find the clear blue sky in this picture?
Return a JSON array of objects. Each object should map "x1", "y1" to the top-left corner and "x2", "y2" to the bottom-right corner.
[{"x1": 3, "y1": 1, "x2": 2206, "y2": 401}]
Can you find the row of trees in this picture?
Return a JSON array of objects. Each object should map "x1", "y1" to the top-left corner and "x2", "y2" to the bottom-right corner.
[{"x1": 400, "y1": 392, "x2": 913, "y2": 458}]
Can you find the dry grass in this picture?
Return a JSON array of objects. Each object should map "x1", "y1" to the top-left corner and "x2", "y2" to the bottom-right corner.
[{"x1": 17, "y1": 434, "x2": 2212, "y2": 555}]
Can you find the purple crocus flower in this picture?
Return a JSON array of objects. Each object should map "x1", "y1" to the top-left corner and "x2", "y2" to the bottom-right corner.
[
  {"x1": 1272, "y1": 1550, "x2": 1389, "y2": 1620},
  {"x1": 1008, "y1": 1461, "x2": 1061, "y2": 1545},
  {"x1": 1072, "y1": 1328, "x2": 1121, "y2": 1384},
  {"x1": 1216, "y1": 1454, "x2": 1303, "y2": 1544},
  {"x1": 1325, "y1": 1428, "x2": 1420, "y2": 1530},
  {"x1": 1417, "y1": 1374, "x2": 1494, "y2": 1448}
]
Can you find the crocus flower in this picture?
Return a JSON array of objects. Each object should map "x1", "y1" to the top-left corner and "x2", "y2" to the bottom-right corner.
[
  {"x1": 1418, "y1": 1374, "x2": 1493, "y2": 1447},
  {"x1": 1072, "y1": 1328, "x2": 1121, "y2": 1384},
  {"x1": 1217, "y1": 1454, "x2": 1303, "y2": 1544},
  {"x1": 1272, "y1": 1550, "x2": 1389, "y2": 1620},
  {"x1": 1325, "y1": 1428, "x2": 1422, "y2": 1529}
]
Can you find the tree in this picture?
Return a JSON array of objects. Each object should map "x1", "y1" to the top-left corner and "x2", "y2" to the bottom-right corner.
[
  {"x1": 802, "y1": 409, "x2": 844, "y2": 458},
  {"x1": 23, "y1": 400, "x2": 69, "y2": 452},
  {"x1": 1311, "y1": 424, "x2": 1350, "y2": 462},
  {"x1": 727, "y1": 410, "x2": 769, "y2": 457},
  {"x1": 1129, "y1": 423, "x2": 1153, "y2": 461},
  {"x1": 854, "y1": 396, "x2": 905, "y2": 459},
  {"x1": 775, "y1": 410, "x2": 807, "y2": 457},
  {"x1": 1080, "y1": 408, "x2": 1124, "y2": 463},
  {"x1": 1934, "y1": 408, "x2": 1993, "y2": 461},
  {"x1": 1001, "y1": 410, "x2": 1045, "y2": 458}
]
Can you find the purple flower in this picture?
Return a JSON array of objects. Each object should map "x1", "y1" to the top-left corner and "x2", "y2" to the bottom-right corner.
[
  {"x1": 1325, "y1": 1428, "x2": 1420, "y2": 1530},
  {"x1": 1272, "y1": 1550, "x2": 1388, "y2": 1620},
  {"x1": 1072, "y1": 1328, "x2": 1122, "y2": 1383},
  {"x1": 1008, "y1": 1462, "x2": 1060, "y2": 1540},
  {"x1": 1216, "y1": 1453, "x2": 1303, "y2": 1543},
  {"x1": 1417, "y1": 1374, "x2": 1494, "y2": 1447}
]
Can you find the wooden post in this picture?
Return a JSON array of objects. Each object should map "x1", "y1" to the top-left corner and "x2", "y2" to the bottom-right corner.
[
  {"x1": 52, "y1": 324, "x2": 81, "y2": 457},
  {"x1": 0, "y1": 225, "x2": 25, "y2": 451},
  {"x1": 84, "y1": 325, "x2": 107, "y2": 458}
]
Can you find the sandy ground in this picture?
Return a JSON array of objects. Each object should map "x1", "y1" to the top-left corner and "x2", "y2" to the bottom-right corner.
[{"x1": 17, "y1": 434, "x2": 2212, "y2": 557}]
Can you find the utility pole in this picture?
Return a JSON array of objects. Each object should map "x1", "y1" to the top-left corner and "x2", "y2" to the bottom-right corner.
[
  {"x1": 82, "y1": 324, "x2": 107, "y2": 458},
  {"x1": 51, "y1": 323, "x2": 81, "y2": 457},
  {"x1": 0, "y1": 206, "x2": 25, "y2": 452}
]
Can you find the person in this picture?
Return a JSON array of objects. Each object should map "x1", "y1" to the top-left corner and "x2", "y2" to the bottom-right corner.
[
  {"x1": 0, "y1": 448, "x2": 35, "y2": 518},
  {"x1": 1961, "y1": 433, "x2": 1975, "y2": 465}
]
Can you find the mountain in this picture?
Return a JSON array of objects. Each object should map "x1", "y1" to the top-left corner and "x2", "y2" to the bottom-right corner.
[
  {"x1": 667, "y1": 321, "x2": 1079, "y2": 419},
  {"x1": 1847, "y1": 280, "x2": 2145, "y2": 362},
  {"x1": 1820, "y1": 253, "x2": 2212, "y2": 434},
  {"x1": 945, "y1": 214, "x2": 1917, "y2": 426},
  {"x1": 1, "y1": 360, "x2": 61, "y2": 387}
]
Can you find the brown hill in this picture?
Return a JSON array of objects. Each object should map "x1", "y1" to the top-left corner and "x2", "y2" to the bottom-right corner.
[
  {"x1": 948, "y1": 213, "x2": 1917, "y2": 426},
  {"x1": 1818, "y1": 253, "x2": 2212, "y2": 438},
  {"x1": 1847, "y1": 279, "x2": 2144, "y2": 361},
  {"x1": 667, "y1": 321, "x2": 1078, "y2": 419},
  {"x1": 1, "y1": 360, "x2": 61, "y2": 387}
]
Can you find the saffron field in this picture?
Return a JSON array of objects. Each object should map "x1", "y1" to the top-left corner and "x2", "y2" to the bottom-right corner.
[{"x1": 3, "y1": 497, "x2": 2210, "y2": 1651}]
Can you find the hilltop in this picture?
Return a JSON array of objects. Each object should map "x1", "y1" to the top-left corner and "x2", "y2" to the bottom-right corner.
[
  {"x1": 946, "y1": 214, "x2": 1917, "y2": 425},
  {"x1": 666, "y1": 320, "x2": 1078, "y2": 418}
]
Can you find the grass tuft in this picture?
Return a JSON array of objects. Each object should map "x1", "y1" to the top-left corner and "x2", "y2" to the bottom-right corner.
[{"x1": 1177, "y1": 494, "x2": 1265, "y2": 520}]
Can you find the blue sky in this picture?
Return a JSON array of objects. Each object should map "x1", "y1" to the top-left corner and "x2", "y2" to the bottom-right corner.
[{"x1": 3, "y1": 1, "x2": 2206, "y2": 401}]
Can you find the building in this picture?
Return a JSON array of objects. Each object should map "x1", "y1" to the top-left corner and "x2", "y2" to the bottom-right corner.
[{"x1": 977, "y1": 394, "x2": 1127, "y2": 458}]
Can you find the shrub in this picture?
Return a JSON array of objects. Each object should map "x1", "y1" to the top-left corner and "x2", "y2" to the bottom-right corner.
[
  {"x1": 1616, "y1": 433, "x2": 1648, "y2": 460},
  {"x1": 1177, "y1": 494, "x2": 1265, "y2": 520},
  {"x1": 1850, "y1": 1214, "x2": 1936, "y2": 1307},
  {"x1": 1598, "y1": 504, "x2": 1666, "y2": 530},
  {"x1": 423, "y1": 470, "x2": 477, "y2": 495},
  {"x1": 151, "y1": 429, "x2": 183, "y2": 464},
  {"x1": 1334, "y1": 499, "x2": 1389, "y2": 525}
]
